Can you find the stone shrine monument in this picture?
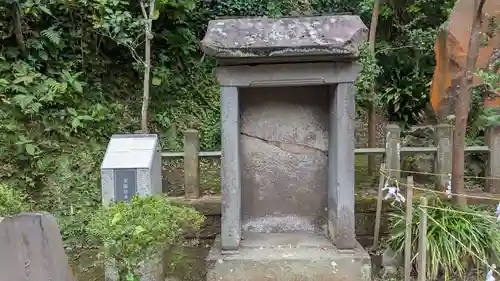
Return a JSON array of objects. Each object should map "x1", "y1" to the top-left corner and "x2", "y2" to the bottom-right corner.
[
  {"x1": 202, "y1": 15, "x2": 371, "y2": 280},
  {"x1": 101, "y1": 134, "x2": 163, "y2": 206},
  {"x1": 101, "y1": 134, "x2": 163, "y2": 281}
]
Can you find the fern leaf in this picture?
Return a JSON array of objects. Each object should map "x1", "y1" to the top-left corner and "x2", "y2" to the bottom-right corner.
[{"x1": 41, "y1": 27, "x2": 62, "y2": 45}]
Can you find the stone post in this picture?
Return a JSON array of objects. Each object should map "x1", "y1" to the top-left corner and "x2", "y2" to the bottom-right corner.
[
  {"x1": 385, "y1": 124, "x2": 401, "y2": 183},
  {"x1": 327, "y1": 82, "x2": 356, "y2": 250},
  {"x1": 219, "y1": 86, "x2": 241, "y2": 252},
  {"x1": 487, "y1": 125, "x2": 500, "y2": 193},
  {"x1": 434, "y1": 124, "x2": 452, "y2": 190},
  {"x1": 184, "y1": 129, "x2": 200, "y2": 198}
]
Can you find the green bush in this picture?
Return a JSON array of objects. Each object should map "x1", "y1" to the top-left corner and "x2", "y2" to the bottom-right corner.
[
  {"x1": 386, "y1": 199, "x2": 500, "y2": 280},
  {"x1": 0, "y1": 183, "x2": 30, "y2": 216},
  {"x1": 87, "y1": 195, "x2": 204, "y2": 281}
]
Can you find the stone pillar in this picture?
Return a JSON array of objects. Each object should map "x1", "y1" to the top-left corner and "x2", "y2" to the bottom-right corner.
[
  {"x1": 219, "y1": 86, "x2": 241, "y2": 252},
  {"x1": 487, "y1": 125, "x2": 500, "y2": 193},
  {"x1": 385, "y1": 124, "x2": 401, "y2": 183},
  {"x1": 327, "y1": 82, "x2": 356, "y2": 250},
  {"x1": 435, "y1": 124, "x2": 452, "y2": 190},
  {"x1": 184, "y1": 129, "x2": 200, "y2": 198}
]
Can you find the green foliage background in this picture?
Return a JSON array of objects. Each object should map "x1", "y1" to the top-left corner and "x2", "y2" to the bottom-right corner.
[{"x1": 0, "y1": 0, "x2": 465, "y2": 249}]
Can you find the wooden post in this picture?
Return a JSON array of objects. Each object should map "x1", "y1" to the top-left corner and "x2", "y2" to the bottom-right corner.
[
  {"x1": 487, "y1": 125, "x2": 500, "y2": 193},
  {"x1": 404, "y1": 176, "x2": 414, "y2": 281},
  {"x1": 184, "y1": 129, "x2": 200, "y2": 198},
  {"x1": 435, "y1": 124, "x2": 452, "y2": 190},
  {"x1": 385, "y1": 124, "x2": 401, "y2": 183},
  {"x1": 372, "y1": 163, "x2": 386, "y2": 251},
  {"x1": 417, "y1": 196, "x2": 428, "y2": 281}
]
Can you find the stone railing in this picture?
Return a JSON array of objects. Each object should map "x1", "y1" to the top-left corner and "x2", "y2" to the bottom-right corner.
[
  {"x1": 162, "y1": 123, "x2": 500, "y2": 199},
  {"x1": 162, "y1": 124, "x2": 500, "y2": 244}
]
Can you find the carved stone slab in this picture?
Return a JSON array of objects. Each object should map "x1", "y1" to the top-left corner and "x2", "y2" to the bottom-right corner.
[
  {"x1": 201, "y1": 15, "x2": 368, "y2": 60},
  {"x1": 0, "y1": 213, "x2": 74, "y2": 281}
]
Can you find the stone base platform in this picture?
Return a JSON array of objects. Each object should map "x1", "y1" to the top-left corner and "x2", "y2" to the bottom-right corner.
[{"x1": 206, "y1": 232, "x2": 371, "y2": 281}]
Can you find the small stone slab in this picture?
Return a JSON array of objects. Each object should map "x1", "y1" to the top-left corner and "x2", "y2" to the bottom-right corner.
[
  {"x1": 201, "y1": 15, "x2": 368, "y2": 60},
  {"x1": 0, "y1": 213, "x2": 74, "y2": 281}
]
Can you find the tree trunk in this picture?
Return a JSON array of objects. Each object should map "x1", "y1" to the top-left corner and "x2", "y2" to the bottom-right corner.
[
  {"x1": 367, "y1": 0, "x2": 381, "y2": 176},
  {"x1": 12, "y1": 1, "x2": 26, "y2": 56},
  {"x1": 141, "y1": 27, "x2": 151, "y2": 133},
  {"x1": 140, "y1": 0, "x2": 156, "y2": 133},
  {"x1": 451, "y1": 0, "x2": 486, "y2": 207}
]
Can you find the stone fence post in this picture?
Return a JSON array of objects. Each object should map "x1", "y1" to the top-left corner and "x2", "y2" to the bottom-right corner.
[
  {"x1": 487, "y1": 125, "x2": 500, "y2": 193},
  {"x1": 434, "y1": 124, "x2": 452, "y2": 190},
  {"x1": 385, "y1": 124, "x2": 401, "y2": 183},
  {"x1": 184, "y1": 129, "x2": 200, "y2": 198}
]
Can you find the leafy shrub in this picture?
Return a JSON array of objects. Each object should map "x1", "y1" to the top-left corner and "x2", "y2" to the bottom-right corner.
[
  {"x1": 0, "y1": 183, "x2": 30, "y2": 216},
  {"x1": 87, "y1": 195, "x2": 204, "y2": 281},
  {"x1": 386, "y1": 198, "x2": 500, "y2": 280},
  {"x1": 356, "y1": 42, "x2": 383, "y2": 110}
]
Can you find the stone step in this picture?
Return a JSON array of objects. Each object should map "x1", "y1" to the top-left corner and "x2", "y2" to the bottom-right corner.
[{"x1": 206, "y1": 233, "x2": 371, "y2": 281}]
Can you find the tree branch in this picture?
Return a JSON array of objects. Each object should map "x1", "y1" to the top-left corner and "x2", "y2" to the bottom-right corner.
[{"x1": 140, "y1": 2, "x2": 148, "y2": 20}]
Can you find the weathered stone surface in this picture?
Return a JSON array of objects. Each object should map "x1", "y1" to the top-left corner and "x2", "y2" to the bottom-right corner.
[
  {"x1": 206, "y1": 233, "x2": 371, "y2": 281},
  {"x1": 202, "y1": 16, "x2": 368, "y2": 60},
  {"x1": 239, "y1": 85, "x2": 329, "y2": 233},
  {"x1": 0, "y1": 213, "x2": 74, "y2": 281}
]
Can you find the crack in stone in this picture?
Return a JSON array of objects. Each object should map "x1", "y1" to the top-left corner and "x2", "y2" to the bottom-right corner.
[{"x1": 241, "y1": 132, "x2": 327, "y2": 155}]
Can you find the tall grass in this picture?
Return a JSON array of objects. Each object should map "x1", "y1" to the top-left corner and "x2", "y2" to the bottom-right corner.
[{"x1": 386, "y1": 198, "x2": 500, "y2": 280}]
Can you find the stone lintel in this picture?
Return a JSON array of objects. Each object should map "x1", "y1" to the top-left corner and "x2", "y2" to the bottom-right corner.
[
  {"x1": 216, "y1": 62, "x2": 361, "y2": 87},
  {"x1": 216, "y1": 55, "x2": 355, "y2": 66},
  {"x1": 201, "y1": 15, "x2": 368, "y2": 64},
  {"x1": 328, "y1": 83, "x2": 356, "y2": 249}
]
